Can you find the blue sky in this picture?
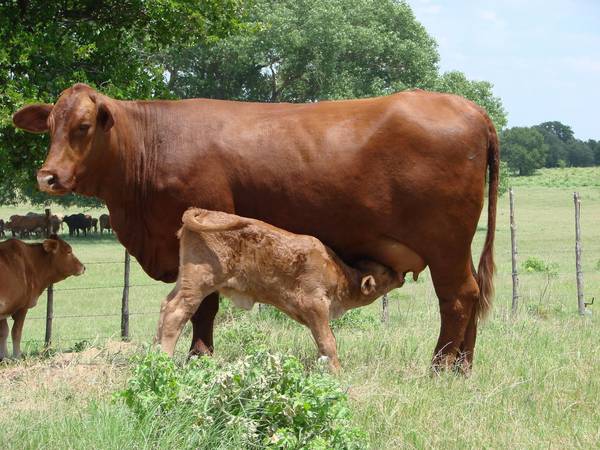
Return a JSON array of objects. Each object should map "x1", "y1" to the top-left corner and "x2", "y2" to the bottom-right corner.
[{"x1": 410, "y1": 0, "x2": 600, "y2": 140}]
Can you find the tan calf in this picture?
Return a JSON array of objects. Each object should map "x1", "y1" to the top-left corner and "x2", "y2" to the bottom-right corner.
[
  {"x1": 0, "y1": 236, "x2": 85, "y2": 360},
  {"x1": 156, "y1": 208, "x2": 402, "y2": 370}
]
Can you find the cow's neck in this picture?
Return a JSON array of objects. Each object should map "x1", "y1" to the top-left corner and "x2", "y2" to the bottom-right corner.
[{"x1": 77, "y1": 100, "x2": 179, "y2": 281}]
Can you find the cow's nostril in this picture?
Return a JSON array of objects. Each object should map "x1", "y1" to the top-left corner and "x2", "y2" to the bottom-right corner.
[{"x1": 44, "y1": 174, "x2": 56, "y2": 186}]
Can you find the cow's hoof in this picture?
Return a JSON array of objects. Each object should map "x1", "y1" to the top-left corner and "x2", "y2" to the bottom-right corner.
[{"x1": 187, "y1": 341, "x2": 213, "y2": 359}]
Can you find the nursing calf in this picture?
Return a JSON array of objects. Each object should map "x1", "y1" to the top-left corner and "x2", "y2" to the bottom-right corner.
[
  {"x1": 157, "y1": 209, "x2": 402, "y2": 370},
  {"x1": 0, "y1": 236, "x2": 85, "y2": 360}
]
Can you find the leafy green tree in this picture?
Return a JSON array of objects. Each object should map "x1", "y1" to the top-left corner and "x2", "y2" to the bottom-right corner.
[
  {"x1": 535, "y1": 121, "x2": 595, "y2": 167},
  {"x1": 537, "y1": 121, "x2": 574, "y2": 143},
  {"x1": 566, "y1": 139, "x2": 595, "y2": 167},
  {"x1": 500, "y1": 127, "x2": 548, "y2": 176},
  {"x1": 587, "y1": 139, "x2": 600, "y2": 165},
  {"x1": 0, "y1": 0, "x2": 246, "y2": 206},
  {"x1": 170, "y1": 0, "x2": 440, "y2": 101}
]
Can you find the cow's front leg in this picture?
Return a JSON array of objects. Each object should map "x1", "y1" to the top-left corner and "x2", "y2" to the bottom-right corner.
[
  {"x1": 11, "y1": 308, "x2": 27, "y2": 358},
  {"x1": 189, "y1": 292, "x2": 219, "y2": 357},
  {"x1": 0, "y1": 319, "x2": 8, "y2": 361}
]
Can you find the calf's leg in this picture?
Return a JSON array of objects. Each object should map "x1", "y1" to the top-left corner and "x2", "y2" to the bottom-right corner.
[
  {"x1": 0, "y1": 319, "x2": 8, "y2": 361},
  {"x1": 159, "y1": 288, "x2": 207, "y2": 357},
  {"x1": 11, "y1": 309, "x2": 27, "y2": 358},
  {"x1": 305, "y1": 307, "x2": 341, "y2": 372}
]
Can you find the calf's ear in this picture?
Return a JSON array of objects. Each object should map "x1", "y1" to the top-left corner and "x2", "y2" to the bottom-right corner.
[
  {"x1": 13, "y1": 104, "x2": 53, "y2": 133},
  {"x1": 360, "y1": 275, "x2": 376, "y2": 295},
  {"x1": 43, "y1": 239, "x2": 59, "y2": 254}
]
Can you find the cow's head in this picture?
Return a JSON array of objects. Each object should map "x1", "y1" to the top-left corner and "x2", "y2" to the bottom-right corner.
[
  {"x1": 43, "y1": 235, "x2": 86, "y2": 278},
  {"x1": 12, "y1": 83, "x2": 115, "y2": 195}
]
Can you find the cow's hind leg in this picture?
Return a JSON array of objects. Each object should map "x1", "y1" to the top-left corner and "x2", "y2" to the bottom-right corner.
[
  {"x1": 189, "y1": 292, "x2": 219, "y2": 357},
  {"x1": 456, "y1": 308, "x2": 478, "y2": 375},
  {"x1": 0, "y1": 319, "x2": 8, "y2": 361},
  {"x1": 430, "y1": 263, "x2": 479, "y2": 373}
]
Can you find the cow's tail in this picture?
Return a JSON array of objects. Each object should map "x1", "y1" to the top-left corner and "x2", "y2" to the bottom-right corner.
[
  {"x1": 476, "y1": 120, "x2": 499, "y2": 320},
  {"x1": 180, "y1": 208, "x2": 249, "y2": 236}
]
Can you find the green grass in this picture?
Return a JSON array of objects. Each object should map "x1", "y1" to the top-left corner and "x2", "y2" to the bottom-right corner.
[{"x1": 1, "y1": 167, "x2": 599, "y2": 449}]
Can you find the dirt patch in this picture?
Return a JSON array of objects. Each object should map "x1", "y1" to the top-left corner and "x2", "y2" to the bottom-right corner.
[{"x1": 0, "y1": 340, "x2": 139, "y2": 419}]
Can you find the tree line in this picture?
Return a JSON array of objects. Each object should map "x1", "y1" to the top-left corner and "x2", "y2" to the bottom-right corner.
[{"x1": 500, "y1": 122, "x2": 599, "y2": 176}]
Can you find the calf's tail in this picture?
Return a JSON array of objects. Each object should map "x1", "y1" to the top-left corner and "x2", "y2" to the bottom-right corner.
[{"x1": 181, "y1": 208, "x2": 249, "y2": 234}]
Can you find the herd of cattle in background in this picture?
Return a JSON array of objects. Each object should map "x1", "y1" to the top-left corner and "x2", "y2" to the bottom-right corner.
[{"x1": 0, "y1": 212, "x2": 112, "y2": 238}]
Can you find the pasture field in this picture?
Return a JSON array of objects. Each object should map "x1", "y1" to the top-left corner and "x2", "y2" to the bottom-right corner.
[{"x1": 1, "y1": 167, "x2": 599, "y2": 449}]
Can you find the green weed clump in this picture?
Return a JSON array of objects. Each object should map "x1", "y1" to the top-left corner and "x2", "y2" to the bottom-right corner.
[
  {"x1": 523, "y1": 257, "x2": 558, "y2": 276},
  {"x1": 116, "y1": 350, "x2": 366, "y2": 449}
]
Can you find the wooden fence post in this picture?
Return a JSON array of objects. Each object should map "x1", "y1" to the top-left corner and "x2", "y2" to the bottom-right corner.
[
  {"x1": 574, "y1": 192, "x2": 586, "y2": 316},
  {"x1": 509, "y1": 188, "x2": 519, "y2": 315},
  {"x1": 121, "y1": 250, "x2": 130, "y2": 340},
  {"x1": 381, "y1": 293, "x2": 389, "y2": 324},
  {"x1": 44, "y1": 208, "x2": 54, "y2": 347}
]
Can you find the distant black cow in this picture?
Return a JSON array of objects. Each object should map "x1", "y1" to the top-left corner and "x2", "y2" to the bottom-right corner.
[
  {"x1": 63, "y1": 214, "x2": 92, "y2": 237},
  {"x1": 0, "y1": 219, "x2": 4, "y2": 238},
  {"x1": 99, "y1": 214, "x2": 112, "y2": 234}
]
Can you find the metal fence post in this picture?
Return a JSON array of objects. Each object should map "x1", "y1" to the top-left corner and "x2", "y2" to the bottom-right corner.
[
  {"x1": 121, "y1": 250, "x2": 130, "y2": 340},
  {"x1": 44, "y1": 208, "x2": 53, "y2": 347},
  {"x1": 509, "y1": 188, "x2": 519, "y2": 315},
  {"x1": 574, "y1": 192, "x2": 586, "y2": 315},
  {"x1": 381, "y1": 293, "x2": 389, "y2": 324}
]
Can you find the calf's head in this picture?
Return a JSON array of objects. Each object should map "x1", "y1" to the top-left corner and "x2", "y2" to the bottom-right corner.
[
  {"x1": 43, "y1": 236, "x2": 86, "y2": 279},
  {"x1": 355, "y1": 260, "x2": 402, "y2": 297},
  {"x1": 12, "y1": 83, "x2": 114, "y2": 195}
]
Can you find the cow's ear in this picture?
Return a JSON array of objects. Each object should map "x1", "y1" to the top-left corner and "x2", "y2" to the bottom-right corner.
[
  {"x1": 97, "y1": 102, "x2": 114, "y2": 131},
  {"x1": 13, "y1": 104, "x2": 53, "y2": 133},
  {"x1": 360, "y1": 275, "x2": 376, "y2": 295},
  {"x1": 43, "y1": 239, "x2": 59, "y2": 254}
]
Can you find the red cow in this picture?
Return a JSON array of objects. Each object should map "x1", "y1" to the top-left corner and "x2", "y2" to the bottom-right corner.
[{"x1": 13, "y1": 83, "x2": 498, "y2": 372}]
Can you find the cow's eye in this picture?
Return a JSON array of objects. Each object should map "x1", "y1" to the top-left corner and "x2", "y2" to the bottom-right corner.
[{"x1": 78, "y1": 124, "x2": 91, "y2": 132}]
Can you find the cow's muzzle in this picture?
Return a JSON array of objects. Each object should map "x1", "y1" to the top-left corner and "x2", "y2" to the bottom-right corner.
[{"x1": 37, "y1": 169, "x2": 72, "y2": 194}]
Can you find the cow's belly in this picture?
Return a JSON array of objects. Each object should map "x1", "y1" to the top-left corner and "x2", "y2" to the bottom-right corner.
[{"x1": 350, "y1": 237, "x2": 427, "y2": 281}]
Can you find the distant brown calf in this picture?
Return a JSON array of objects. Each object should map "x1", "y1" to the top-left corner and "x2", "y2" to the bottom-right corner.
[
  {"x1": 99, "y1": 214, "x2": 112, "y2": 234},
  {"x1": 156, "y1": 208, "x2": 402, "y2": 370},
  {"x1": 0, "y1": 236, "x2": 85, "y2": 360}
]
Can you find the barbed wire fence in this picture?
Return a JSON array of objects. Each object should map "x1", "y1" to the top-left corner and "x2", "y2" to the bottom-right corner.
[{"x1": 7, "y1": 193, "x2": 596, "y2": 350}]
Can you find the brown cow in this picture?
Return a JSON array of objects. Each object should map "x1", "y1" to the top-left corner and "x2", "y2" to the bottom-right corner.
[
  {"x1": 13, "y1": 83, "x2": 498, "y2": 373},
  {"x1": 7, "y1": 214, "x2": 45, "y2": 238},
  {"x1": 157, "y1": 208, "x2": 402, "y2": 370},
  {"x1": 99, "y1": 214, "x2": 112, "y2": 234},
  {"x1": 0, "y1": 236, "x2": 85, "y2": 360}
]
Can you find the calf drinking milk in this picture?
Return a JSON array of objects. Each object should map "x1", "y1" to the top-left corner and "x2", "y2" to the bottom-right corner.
[
  {"x1": 0, "y1": 236, "x2": 85, "y2": 360},
  {"x1": 157, "y1": 208, "x2": 403, "y2": 370}
]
